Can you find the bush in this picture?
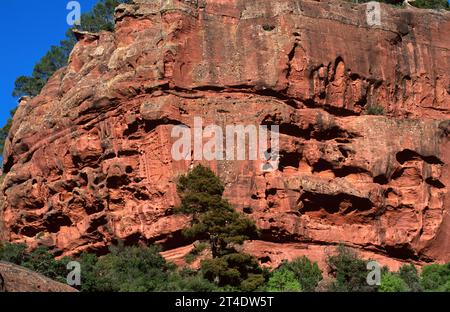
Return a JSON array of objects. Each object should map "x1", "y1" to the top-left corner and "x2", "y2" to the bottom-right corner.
[
  {"x1": 365, "y1": 105, "x2": 385, "y2": 115},
  {"x1": 201, "y1": 252, "x2": 265, "y2": 291},
  {"x1": 399, "y1": 264, "x2": 422, "y2": 292},
  {"x1": 0, "y1": 242, "x2": 68, "y2": 282},
  {"x1": 379, "y1": 272, "x2": 410, "y2": 292},
  {"x1": 161, "y1": 268, "x2": 218, "y2": 292},
  {"x1": 0, "y1": 242, "x2": 28, "y2": 264},
  {"x1": 420, "y1": 263, "x2": 450, "y2": 292},
  {"x1": 266, "y1": 269, "x2": 302, "y2": 292},
  {"x1": 327, "y1": 245, "x2": 376, "y2": 292},
  {"x1": 86, "y1": 244, "x2": 174, "y2": 292},
  {"x1": 279, "y1": 257, "x2": 323, "y2": 292}
]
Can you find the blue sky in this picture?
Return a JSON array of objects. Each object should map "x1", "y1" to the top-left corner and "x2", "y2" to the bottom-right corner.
[{"x1": 0, "y1": 0, "x2": 98, "y2": 128}]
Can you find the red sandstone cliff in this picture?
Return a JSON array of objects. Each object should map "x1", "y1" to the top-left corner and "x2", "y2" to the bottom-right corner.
[{"x1": 1, "y1": 0, "x2": 449, "y2": 271}]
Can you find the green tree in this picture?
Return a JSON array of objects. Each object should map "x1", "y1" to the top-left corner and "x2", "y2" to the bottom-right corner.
[
  {"x1": 420, "y1": 263, "x2": 450, "y2": 292},
  {"x1": 88, "y1": 244, "x2": 173, "y2": 292},
  {"x1": 164, "y1": 268, "x2": 219, "y2": 292},
  {"x1": 379, "y1": 272, "x2": 410, "y2": 292},
  {"x1": 2, "y1": 0, "x2": 131, "y2": 158},
  {"x1": 0, "y1": 242, "x2": 69, "y2": 282},
  {"x1": 327, "y1": 245, "x2": 376, "y2": 292},
  {"x1": 0, "y1": 108, "x2": 17, "y2": 155},
  {"x1": 176, "y1": 165, "x2": 263, "y2": 290},
  {"x1": 398, "y1": 264, "x2": 422, "y2": 292},
  {"x1": 279, "y1": 256, "x2": 323, "y2": 292},
  {"x1": 365, "y1": 105, "x2": 385, "y2": 115},
  {"x1": 266, "y1": 269, "x2": 302, "y2": 292},
  {"x1": 201, "y1": 252, "x2": 265, "y2": 291},
  {"x1": 0, "y1": 242, "x2": 28, "y2": 264},
  {"x1": 411, "y1": 0, "x2": 449, "y2": 9},
  {"x1": 12, "y1": 0, "x2": 130, "y2": 98},
  {"x1": 176, "y1": 165, "x2": 258, "y2": 258}
]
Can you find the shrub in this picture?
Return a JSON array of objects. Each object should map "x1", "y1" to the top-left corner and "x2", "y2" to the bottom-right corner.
[
  {"x1": 0, "y1": 242, "x2": 68, "y2": 282},
  {"x1": 379, "y1": 272, "x2": 410, "y2": 292},
  {"x1": 327, "y1": 245, "x2": 376, "y2": 292},
  {"x1": 366, "y1": 105, "x2": 385, "y2": 115},
  {"x1": 399, "y1": 264, "x2": 422, "y2": 292},
  {"x1": 162, "y1": 268, "x2": 219, "y2": 292},
  {"x1": 201, "y1": 252, "x2": 265, "y2": 291},
  {"x1": 279, "y1": 256, "x2": 323, "y2": 292},
  {"x1": 88, "y1": 244, "x2": 173, "y2": 292},
  {"x1": 266, "y1": 269, "x2": 302, "y2": 292},
  {"x1": 420, "y1": 263, "x2": 450, "y2": 292},
  {"x1": 0, "y1": 242, "x2": 28, "y2": 264}
]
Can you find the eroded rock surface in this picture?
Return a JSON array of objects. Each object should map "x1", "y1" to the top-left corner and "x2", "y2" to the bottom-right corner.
[{"x1": 1, "y1": 0, "x2": 449, "y2": 269}]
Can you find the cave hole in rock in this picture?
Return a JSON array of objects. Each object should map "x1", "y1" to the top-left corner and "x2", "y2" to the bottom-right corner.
[
  {"x1": 86, "y1": 215, "x2": 108, "y2": 233},
  {"x1": 279, "y1": 151, "x2": 301, "y2": 171},
  {"x1": 106, "y1": 175, "x2": 130, "y2": 189},
  {"x1": 384, "y1": 244, "x2": 418, "y2": 261},
  {"x1": 425, "y1": 177, "x2": 445, "y2": 189},
  {"x1": 312, "y1": 159, "x2": 333, "y2": 173},
  {"x1": 300, "y1": 192, "x2": 373, "y2": 214},
  {"x1": 259, "y1": 256, "x2": 271, "y2": 264},
  {"x1": 333, "y1": 166, "x2": 370, "y2": 178},
  {"x1": 44, "y1": 213, "x2": 73, "y2": 233},
  {"x1": 85, "y1": 201, "x2": 106, "y2": 215},
  {"x1": 373, "y1": 174, "x2": 389, "y2": 185},
  {"x1": 123, "y1": 120, "x2": 139, "y2": 136},
  {"x1": 20, "y1": 226, "x2": 43, "y2": 238},
  {"x1": 262, "y1": 24, "x2": 276, "y2": 31},
  {"x1": 265, "y1": 188, "x2": 277, "y2": 198},
  {"x1": 396, "y1": 149, "x2": 443, "y2": 165}
]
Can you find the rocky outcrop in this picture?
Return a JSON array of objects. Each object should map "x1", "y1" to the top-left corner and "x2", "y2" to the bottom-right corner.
[
  {"x1": 0, "y1": 262, "x2": 77, "y2": 292},
  {"x1": 1, "y1": 0, "x2": 449, "y2": 270}
]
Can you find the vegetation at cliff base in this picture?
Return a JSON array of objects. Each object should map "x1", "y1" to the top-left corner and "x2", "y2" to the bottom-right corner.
[
  {"x1": 2, "y1": 239, "x2": 450, "y2": 292},
  {"x1": 2, "y1": 166, "x2": 450, "y2": 292}
]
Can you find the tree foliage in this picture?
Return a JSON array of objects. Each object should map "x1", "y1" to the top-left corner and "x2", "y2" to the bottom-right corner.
[
  {"x1": 379, "y1": 272, "x2": 410, "y2": 292},
  {"x1": 266, "y1": 269, "x2": 302, "y2": 292},
  {"x1": 12, "y1": 0, "x2": 130, "y2": 98},
  {"x1": 399, "y1": 264, "x2": 422, "y2": 292},
  {"x1": 80, "y1": 244, "x2": 174, "y2": 292},
  {"x1": 176, "y1": 165, "x2": 258, "y2": 258},
  {"x1": 326, "y1": 245, "x2": 377, "y2": 292},
  {"x1": 420, "y1": 263, "x2": 450, "y2": 292},
  {"x1": 3, "y1": 241, "x2": 450, "y2": 292},
  {"x1": 0, "y1": 242, "x2": 69, "y2": 282},
  {"x1": 176, "y1": 165, "x2": 264, "y2": 290},
  {"x1": 1, "y1": 0, "x2": 130, "y2": 156},
  {"x1": 278, "y1": 256, "x2": 323, "y2": 292}
]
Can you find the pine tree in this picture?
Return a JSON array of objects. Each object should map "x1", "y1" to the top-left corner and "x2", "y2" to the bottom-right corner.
[
  {"x1": 176, "y1": 165, "x2": 258, "y2": 258},
  {"x1": 2, "y1": 0, "x2": 131, "y2": 156},
  {"x1": 176, "y1": 165, "x2": 264, "y2": 290}
]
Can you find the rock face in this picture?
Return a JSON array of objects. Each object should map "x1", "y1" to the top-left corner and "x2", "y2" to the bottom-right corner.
[
  {"x1": 0, "y1": 262, "x2": 77, "y2": 292},
  {"x1": 1, "y1": 0, "x2": 449, "y2": 270}
]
